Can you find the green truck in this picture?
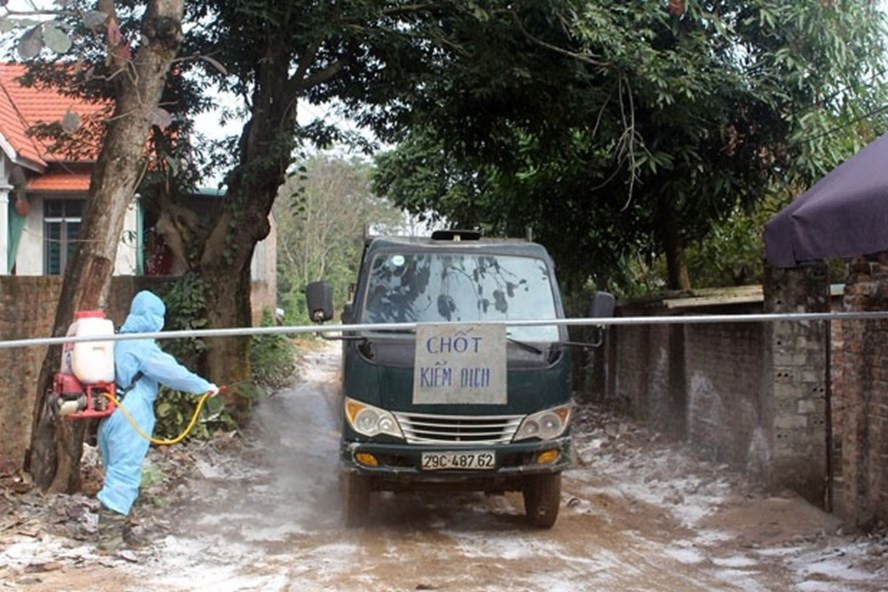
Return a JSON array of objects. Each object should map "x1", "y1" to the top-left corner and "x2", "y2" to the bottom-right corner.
[{"x1": 306, "y1": 230, "x2": 613, "y2": 528}]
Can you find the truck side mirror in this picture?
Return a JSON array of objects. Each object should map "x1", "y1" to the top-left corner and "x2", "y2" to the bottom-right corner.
[
  {"x1": 588, "y1": 291, "x2": 616, "y2": 318},
  {"x1": 305, "y1": 281, "x2": 334, "y2": 323}
]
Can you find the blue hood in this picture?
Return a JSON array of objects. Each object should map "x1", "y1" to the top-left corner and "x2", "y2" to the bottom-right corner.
[{"x1": 120, "y1": 290, "x2": 165, "y2": 334}]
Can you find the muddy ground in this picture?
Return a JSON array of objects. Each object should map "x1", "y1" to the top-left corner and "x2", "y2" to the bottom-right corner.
[{"x1": 2, "y1": 343, "x2": 887, "y2": 591}]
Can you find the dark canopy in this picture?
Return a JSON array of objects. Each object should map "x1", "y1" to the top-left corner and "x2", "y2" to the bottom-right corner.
[{"x1": 764, "y1": 132, "x2": 888, "y2": 267}]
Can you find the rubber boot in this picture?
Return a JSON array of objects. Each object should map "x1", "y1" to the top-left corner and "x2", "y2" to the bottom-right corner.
[
  {"x1": 96, "y1": 505, "x2": 126, "y2": 554},
  {"x1": 123, "y1": 518, "x2": 150, "y2": 549}
]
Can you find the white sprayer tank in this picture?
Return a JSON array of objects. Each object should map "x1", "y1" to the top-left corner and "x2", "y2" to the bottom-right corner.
[{"x1": 61, "y1": 311, "x2": 115, "y2": 384}]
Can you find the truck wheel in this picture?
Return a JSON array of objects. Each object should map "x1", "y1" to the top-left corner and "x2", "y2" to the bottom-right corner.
[
  {"x1": 523, "y1": 473, "x2": 561, "y2": 529},
  {"x1": 341, "y1": 472, "x2": 370, "y2": 527}
]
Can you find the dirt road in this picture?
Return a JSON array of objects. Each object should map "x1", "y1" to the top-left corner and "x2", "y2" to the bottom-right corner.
[{"x1": 2, "y1": 344, "x2": 887, "y2": 591}]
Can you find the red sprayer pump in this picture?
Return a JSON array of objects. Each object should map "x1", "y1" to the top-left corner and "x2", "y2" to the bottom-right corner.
[{"x1": 54, "y1": 310, "x2": 118, "y2": 420}]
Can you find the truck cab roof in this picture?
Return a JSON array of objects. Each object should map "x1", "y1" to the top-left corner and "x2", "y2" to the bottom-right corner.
[{"x1": 364, "y1": 231, "x2": 554, "y2": 262}]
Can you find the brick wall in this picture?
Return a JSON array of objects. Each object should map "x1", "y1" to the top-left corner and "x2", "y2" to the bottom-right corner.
[
  {"x1": 0, "y1": 274, "x2": 272, "y2": 471},
  {"x1": 685, "y1": 319, "x2": 767, "y2": 472},
  {"x1": 605, "y1": 298, "x2": 772, "y2": 480},
  {"x1": 838, "y1": 253, "x2": 888, "y2": 527},
  {"x1": 610, "y1": 317, "x2": 687, "y2": 438},
  {"x1": 0, "y1": 277, "x2": 60, "y2": 475},
  {"x1": 0, "y1": 276, "x2": 174, "y2": 470},
  {"x1": 601, "y1": 264, "x2": 888, "y2": 525}
]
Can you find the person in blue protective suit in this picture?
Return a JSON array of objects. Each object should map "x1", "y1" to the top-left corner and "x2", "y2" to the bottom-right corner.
[{"x1": 96, "y1": 290, "x2": 219, "y2": 552}]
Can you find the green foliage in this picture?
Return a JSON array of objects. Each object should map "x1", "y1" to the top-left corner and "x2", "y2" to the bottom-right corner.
[
  {"x1": 275, "y1": 155, "x2": 406, "y2": 324},
  {"x1": 152, "y1": 287, "x2": 296, "y2": 442},
  {"x1": 147, "y1": 274, "x2": 236, "y2": 441},
  {"x1": 612, "y1": 187, "x2": 852, "y2": 300},
  {"x1": 250, "y1": 308, "x2": 297, "y2": 390},
  {"x1": 161, "y1": 272, "x2": 208, "y2": 371},
  {"x1": 9, "y1": 0, "x2": 210, "y2": 167},
  {"x1": 370, "y1": 0, "x2": 888, "y2": 293},
  {"x1": 685, "y1": 196, "x2": 783, "y2": 290},
  {"x1": 140, "y1": 461, "x2": 163, "y2": 490},
  {"x1": 608, "y1": 256, "x2": 668, "y2": 302},
  {"x1": 611, "y1": 192, "x2": 785, "y2": 298},
  {"x1": 153, "y1": 387, "x2": 236, "y2": 441},
  {"x1": 138, "y1": 460, "x2": 176, "y2": 508}
]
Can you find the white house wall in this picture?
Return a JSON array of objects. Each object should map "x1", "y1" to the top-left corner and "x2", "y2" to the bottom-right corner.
[
  {"x1": 0, "y1": 154, "x2": 11, "y2": 274},
  {"x1": 6, "y1": 189, "x2": 269, "y2": 292},
  {"x1": 115, "y1": 198, "x2": 139, "y2": 275},
  {"x1": 15, "y1": 197, "x2": 43, "y2": 275},
  {"x1": 249, "y1": 213, "x2": 277, "y2": 322},
  {"x1": 14, "y1": 195, "x2": 138, "y2": 276}
]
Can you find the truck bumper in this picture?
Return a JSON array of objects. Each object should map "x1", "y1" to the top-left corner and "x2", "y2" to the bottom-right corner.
[{"x1": 341, "y1": 436, "x2": 573, "y2": 493}]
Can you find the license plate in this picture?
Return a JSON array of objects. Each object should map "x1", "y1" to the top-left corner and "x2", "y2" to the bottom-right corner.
[{"x1": 421, "y1": 451, "x2": 495, "y2": 471}]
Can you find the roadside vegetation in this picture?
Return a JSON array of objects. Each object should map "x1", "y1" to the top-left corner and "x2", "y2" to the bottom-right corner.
[{"x1": 274, "y1": 155, "x2": 405, "y2": 326}]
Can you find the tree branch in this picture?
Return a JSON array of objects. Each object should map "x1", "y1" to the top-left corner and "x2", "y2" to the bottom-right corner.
[{"x1": 508, "y1": 9, "x2": 607, "y2": 68}]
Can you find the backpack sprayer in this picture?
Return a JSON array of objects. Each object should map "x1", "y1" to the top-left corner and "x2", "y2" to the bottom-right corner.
[
  {"x1": 54, "y1": 310, "x2": 118, "y2": 420},
  {"x1": 52, "y1": 310, "x2": 236, "y2": 445}
]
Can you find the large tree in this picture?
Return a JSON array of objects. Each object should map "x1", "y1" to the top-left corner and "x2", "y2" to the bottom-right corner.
[
  {"x1": 7, "y1": 0, "x2": 188, "y2": 492},
  {"x1": 370, "y1": 0, "x2": 888, "y2": 292},
  {"x1": 147, "y1": 1, "x2": 435, "y2": 391},
  {"x1": 15, "y1": 1, "x2": 436, "y2": 488}
]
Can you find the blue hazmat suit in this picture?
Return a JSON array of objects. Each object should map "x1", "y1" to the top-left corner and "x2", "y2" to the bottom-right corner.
[{"x1": 97, "y1": 291, "x2": 213, "y2": 516}]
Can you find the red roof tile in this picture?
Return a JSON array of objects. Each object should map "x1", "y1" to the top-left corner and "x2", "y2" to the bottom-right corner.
[
  {"x1": 0, "y1": 68, "x2": 43, "y2": 166},
  {"x1": 0, "y1": 63, "x2": 105, "y2": 169},
  {"x1": 26, "y1": 169, "x2": 92, "y2": 192}
]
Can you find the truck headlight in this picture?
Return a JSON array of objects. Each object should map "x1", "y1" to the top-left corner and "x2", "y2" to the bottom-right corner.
[
  {"x1": 513, "y1": 405, "x2": 571, "y2": 442},
  {"x1": 344, "y1": 397, "x2": 404, "y2": 439}
]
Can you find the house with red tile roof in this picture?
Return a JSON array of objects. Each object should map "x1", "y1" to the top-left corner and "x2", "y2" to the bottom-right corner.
[
  {"x1": 0, "y1": 62, "x2": 140, "y2": 276},
  {"x1": 0, "y1": 63, "x2": 277, "y2": 320}
]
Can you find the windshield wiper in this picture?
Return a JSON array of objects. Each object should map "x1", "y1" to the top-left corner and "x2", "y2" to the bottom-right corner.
[
  {"x1": 368, "y1": 327, "x2": 415, "y2": 335},
  {"x1": 506, "y1": 336, "x2": 545, "y2": 355}
]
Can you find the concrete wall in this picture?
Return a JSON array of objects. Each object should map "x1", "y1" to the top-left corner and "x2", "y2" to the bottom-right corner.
[{"x1": 762, "y1": 263, "x2": 830, "y2": 506}]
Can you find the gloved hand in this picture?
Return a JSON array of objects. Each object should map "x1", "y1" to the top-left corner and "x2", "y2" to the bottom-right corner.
[{"x1": 207, "y1": 383, "x2": 221, "y2": 397}]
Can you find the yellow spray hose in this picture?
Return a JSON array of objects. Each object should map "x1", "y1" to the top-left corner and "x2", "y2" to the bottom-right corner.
[{"x1": 103, "y1": 392, "x2": 212, "y2": 446}]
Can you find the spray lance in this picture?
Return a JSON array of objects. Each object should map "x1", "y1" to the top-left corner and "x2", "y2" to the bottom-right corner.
[{"x1": 108, "y1": 384, "x2": 241, "y2": 446}]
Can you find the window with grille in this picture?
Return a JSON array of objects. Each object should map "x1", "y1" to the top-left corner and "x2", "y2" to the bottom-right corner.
[{"x1": 44, "y1": 200, "x2": 83, "y2": 275}]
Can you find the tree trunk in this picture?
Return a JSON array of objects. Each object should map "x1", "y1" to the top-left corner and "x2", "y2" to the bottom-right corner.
[
  {"x1": 656, "y1": 198, "x2": 691, "y2": 291},
  {"x1": 27, "y1": 0, "x2": 185, "y2": 493},
  {"x1": 199, "y1": 53, "x2": 297, "y2": 405},
  {"x1": 202, "y1": 242, "x2": 254, "y2": 414},
  {"x1": 200, "y1": 160, "x2": 282, "y2": 413}
]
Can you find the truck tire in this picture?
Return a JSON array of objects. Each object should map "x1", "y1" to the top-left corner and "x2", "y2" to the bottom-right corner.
[
  {"x1": 523, "y1": 473, "x2": 561, "y2": 529},
  {"x1": 341, "y1": 472, "x2": 370, "y2": 527}
]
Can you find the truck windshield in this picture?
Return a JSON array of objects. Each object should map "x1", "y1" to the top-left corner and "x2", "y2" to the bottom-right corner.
[{"x1": 361, "y1": 251, "x2": 560, "y2": 342}]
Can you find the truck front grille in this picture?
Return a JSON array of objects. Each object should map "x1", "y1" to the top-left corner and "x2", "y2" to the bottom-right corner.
[{"x1": 393, "y1": 411, "x2": 524, "y2": 445}]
